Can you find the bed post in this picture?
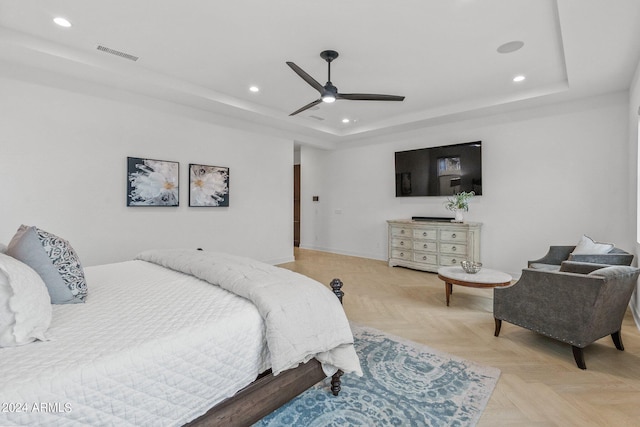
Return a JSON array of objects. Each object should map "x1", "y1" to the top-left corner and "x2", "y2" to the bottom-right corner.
[
  {"x1": 331, "y1": 370, "x2": 343, "y2": 396},
  {"x1": 330, "y1": 278, "x2": 344, "y2": 303},
  {"x1": 329, "y1": 278, "x2": 345, "y2": 396}
]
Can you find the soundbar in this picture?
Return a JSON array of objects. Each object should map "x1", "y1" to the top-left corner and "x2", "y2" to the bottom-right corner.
[{"x1": 411, "y1": 216, "x2": 454, "y2": 222}]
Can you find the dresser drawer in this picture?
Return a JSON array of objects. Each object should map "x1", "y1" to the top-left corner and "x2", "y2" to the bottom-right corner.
[
  {"x1": 391, "y1": 227, "x2": 412, "y2": 238},
  {"x1": 439, "y1": 255, "x2": 465, "y2": 266},
  {"x1": 413, "y1": 241, "x2": 437, "y2": 252},
  {"x1": 439, "y1": 229, "x2": 468, "y2": 242},
  {"x1": 391, "y1": 249, "x2": 413, "y2": 261},
  {"x1": 391, "y1": 238, "x2": 412, "y2": 249},
  {"x1": 413, "y1": 252, "x2": 437, "y2": 264},
  {"x1": 413, "y1": 229, "x2": 437, "y2": 240},
  {"x1": 439, "y1": 243, "x2": 467, "y2": 255}
]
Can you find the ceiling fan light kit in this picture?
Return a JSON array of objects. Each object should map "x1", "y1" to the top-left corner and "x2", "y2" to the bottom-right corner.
[{"x1": 287, "y1": 50, "x2": 405, "y2": 116}]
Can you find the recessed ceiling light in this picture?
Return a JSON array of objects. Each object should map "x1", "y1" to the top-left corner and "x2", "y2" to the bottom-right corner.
[
  {"x1": 53, "y1": 17, "x2": 72, "y2": 28},
  {"x1": 513, "y1": 75, "x2": 526, "y2": 83},
  {"x1": 249, "y1": 86, "x2": 259, "y2": 93},
  {"x1": 497, "y1": 41, "x2": 524, "y2": 54},
  {"x1": 342, "y1": 118, "x2": 350, "y2": 124}
]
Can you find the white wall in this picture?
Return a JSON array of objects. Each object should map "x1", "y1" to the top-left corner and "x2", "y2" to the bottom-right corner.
[
  {"x1": 300, "y1": 92, "x2": 631, "y2": 277},
  {"x1": 299, "y1": 145, "x2": 328, "y2": 249},
  {"x1": 0, "y1": 77, "x2": 294, "y2": 266},
  {"x1": 1, "y1": 74, "x2": 632, "y2": 280},
  {"x1": 627, "y1": 58, "x2": 640, "y2": 327}
]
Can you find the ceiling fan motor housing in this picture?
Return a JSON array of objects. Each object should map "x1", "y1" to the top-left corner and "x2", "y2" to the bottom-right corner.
[
  {"x1": 287, "y1": 49, "x2": 404, "y2": 115},
  {"x1": 323, "y1": 83, "x2": 338, "y2": 95}
]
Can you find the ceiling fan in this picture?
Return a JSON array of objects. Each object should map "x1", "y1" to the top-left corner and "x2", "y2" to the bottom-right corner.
[{"x1": 286, "y1": 50, "x2": 405, "y2": 116}]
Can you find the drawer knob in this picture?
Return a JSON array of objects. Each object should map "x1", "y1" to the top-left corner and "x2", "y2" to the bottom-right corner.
[
  {"x1": 423, "y1": 244, "x2": 427, "y2": 249},
  {"x1": 452, "y1": 246, "x2": 457, "y2": 251},
  {"x1": 401, "y1": 230, "x2": 405, "y2": 234},
  {"x1": 422, "y1": 256, "x2": 427, "y2": 261},
  {"x1": 423, "y1": 232, "x2": 427, "y2": 236},
  {"x1": 400, "y1": 252, "x2": 404, "y2": 257},
  {"x1": 452, "y1": 259, "x2": 457, "y2": 264},
  {"x1": 452, "y1": 233, "x2": 457, "y2": 238},
  {"x1": 400, "y1": 241, "x2": 404, "y2": 246}
]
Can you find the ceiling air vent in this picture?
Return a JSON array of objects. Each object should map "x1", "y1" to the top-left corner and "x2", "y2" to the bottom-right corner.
[
  {"x1": 96, "y1": 45, "x2": 139, "y2": 62},
  {"x1": 309, "y1": 115, "x2": 325, "y2": 121}
]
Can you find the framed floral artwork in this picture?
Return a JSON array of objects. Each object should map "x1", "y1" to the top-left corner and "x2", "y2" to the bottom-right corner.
[
  {"x1": 189, "y1": 164, "x2": 230, "y2": 207},
  {"x1": 127, "y1": 157, "x2": 179, "y2": 206}
]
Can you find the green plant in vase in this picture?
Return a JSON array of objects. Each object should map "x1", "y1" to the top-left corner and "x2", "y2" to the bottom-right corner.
[{"x1": 444, "y1": 191, "x2": 475, "y2": 222}]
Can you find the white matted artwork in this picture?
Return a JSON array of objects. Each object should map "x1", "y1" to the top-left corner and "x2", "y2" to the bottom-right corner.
[
  {"x1": 189, "y1": 164, "x2": 230, "y2": 207},
  {"x1": 127, "y1": 157, "x2": 179, "y2": 206}
]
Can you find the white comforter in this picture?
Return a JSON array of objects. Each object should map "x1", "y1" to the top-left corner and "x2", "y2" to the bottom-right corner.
[
  {"x1": 0, "y1": 260, "x2": 264, "y2": 426},
  {"x1": 136, "y1": 249, "x2": 362, "y2": 377}
]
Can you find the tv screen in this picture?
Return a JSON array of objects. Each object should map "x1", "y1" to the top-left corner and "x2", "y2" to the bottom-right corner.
[{"x1": 395, "y1": 141, "x2": 482, "y2": 197}]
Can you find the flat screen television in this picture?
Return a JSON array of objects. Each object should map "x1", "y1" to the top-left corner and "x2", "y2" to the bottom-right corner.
[{"x1": 395, "y1": 141, "x2": 482, "y2": 197}]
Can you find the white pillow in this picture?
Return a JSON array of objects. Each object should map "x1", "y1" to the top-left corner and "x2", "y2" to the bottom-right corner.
[
  {"x1": 0, "y1": 253, "x2": 52, "y2": 347},
  {"x1": 572, "y1": 235, "x2": 614, "y2": 255}
]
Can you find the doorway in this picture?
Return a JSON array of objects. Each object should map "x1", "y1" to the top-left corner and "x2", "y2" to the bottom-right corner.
[{"x1": 294, "y1": 164, "x2": 300, "y2": 247}]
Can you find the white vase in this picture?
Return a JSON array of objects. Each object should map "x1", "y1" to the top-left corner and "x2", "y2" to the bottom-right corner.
[{"x1": 454, "y1": 210, "x2": 464, "y2": 222}]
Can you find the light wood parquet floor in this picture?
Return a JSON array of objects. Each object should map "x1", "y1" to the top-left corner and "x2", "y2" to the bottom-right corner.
[{"x1": 279, "y1": 249, "x2": 640, "y2": 427}]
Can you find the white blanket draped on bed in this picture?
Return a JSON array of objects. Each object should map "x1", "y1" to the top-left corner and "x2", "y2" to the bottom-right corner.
[{"x1": 136, "y1": 249, "x2": 363, "y2": 377}]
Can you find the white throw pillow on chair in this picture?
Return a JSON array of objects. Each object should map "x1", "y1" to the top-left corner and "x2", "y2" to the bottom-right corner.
[{"x1": 572, "y1": 235, "x2": 614, "y2": 255}]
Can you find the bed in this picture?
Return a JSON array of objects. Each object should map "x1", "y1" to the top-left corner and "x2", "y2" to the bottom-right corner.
[{"x1": 0, "y1": 237, "x2": 362, "y2": 426}]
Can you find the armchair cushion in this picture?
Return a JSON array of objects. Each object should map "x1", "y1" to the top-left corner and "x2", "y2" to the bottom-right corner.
[
  {"x1": 559, "y1": 261, "x2": 609, "y2": 274},
  {"x1": 528, "y1": 263, "x2": 561, "y2": 271}
]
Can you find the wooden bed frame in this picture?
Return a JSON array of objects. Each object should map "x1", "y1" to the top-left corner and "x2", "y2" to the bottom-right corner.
[{"x1": 185, "y1": 279, "x2": 347, "y2": 427}]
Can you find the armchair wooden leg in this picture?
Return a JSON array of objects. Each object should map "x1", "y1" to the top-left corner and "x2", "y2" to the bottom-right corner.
[
  {"x1": 494, "y1": 318, "x2": 502, "y2": 337},
  {"x1": 572, "y1": 346, "x2": 587, "y2": 370},
  {"x1": 611, "y1": 330, "x2": 624, "y2": 351}
]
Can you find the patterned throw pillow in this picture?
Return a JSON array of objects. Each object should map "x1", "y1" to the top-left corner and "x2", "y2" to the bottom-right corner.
[{"x1": 6, "y1": 225, "x2": 87, "y2": 304}]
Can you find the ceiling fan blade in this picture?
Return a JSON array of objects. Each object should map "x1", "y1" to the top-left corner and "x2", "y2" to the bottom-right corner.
[
  {"x1": 289, "y1": 99, "x2": 322, "y2": 116},
  {"x1": 337, "y1": 93, "x2": 405, "y2": 101},
  {"x1": 286, "y1": 62, "x2": 324, "y2": 94}
]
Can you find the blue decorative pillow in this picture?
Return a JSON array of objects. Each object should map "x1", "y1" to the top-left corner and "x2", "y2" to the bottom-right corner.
[{"x1": 6, "y1": 225, "x2": 87, "y2": 304}]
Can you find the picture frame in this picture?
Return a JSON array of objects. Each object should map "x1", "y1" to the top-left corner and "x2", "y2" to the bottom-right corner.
[
  {"x1": 127, "y1": 157, "x2": 179, "y2": 206},
  {"x1": 189, "y1": 163, "x2": 230, "y2": 207}
]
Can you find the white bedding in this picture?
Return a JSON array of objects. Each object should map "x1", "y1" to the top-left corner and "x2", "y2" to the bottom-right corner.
[
  {"x1": 137, "y1": 249, "x2": 362, "y2": 377},
  {"x1": 0, "y1": 260, "x2": 270, "y2": 426}
]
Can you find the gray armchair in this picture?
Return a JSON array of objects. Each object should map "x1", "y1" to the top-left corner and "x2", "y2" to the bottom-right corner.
[
  {"x1": 528, "y1": 245, "x2": 633, "y2": 271},
  {"x1": 494, "y1": 262, "x2": 640, "y2": 369}
]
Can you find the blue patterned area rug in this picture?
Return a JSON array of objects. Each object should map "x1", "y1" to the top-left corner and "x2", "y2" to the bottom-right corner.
[{"x1": 254, "y1": 325, "x2": 500, "y2": 427}]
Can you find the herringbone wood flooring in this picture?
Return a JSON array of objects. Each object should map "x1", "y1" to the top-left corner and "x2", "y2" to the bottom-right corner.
[{"x1": 279, "y1": 249, "x2": 640, "y2": 426}]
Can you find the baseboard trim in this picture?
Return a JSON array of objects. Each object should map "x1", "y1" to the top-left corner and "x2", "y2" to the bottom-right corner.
[
  {"x1": 268, "y1": 256, "x2": 295, "y2": 265},
  {"x1": 298, "y1": 245, "x2": 386, "y2": 262}
]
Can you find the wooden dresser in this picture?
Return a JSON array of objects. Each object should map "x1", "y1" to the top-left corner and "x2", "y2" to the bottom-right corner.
[{"x1": 387, "y1": 219, "x2": 482, "y2": 273}]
